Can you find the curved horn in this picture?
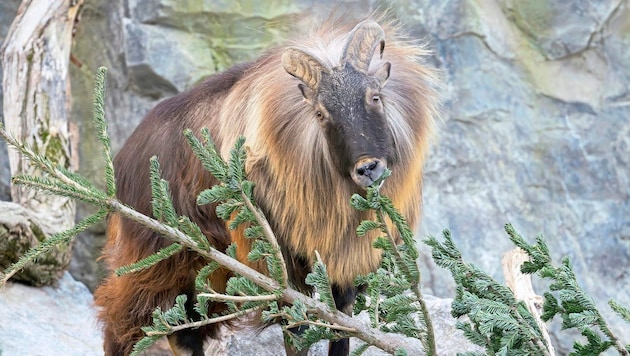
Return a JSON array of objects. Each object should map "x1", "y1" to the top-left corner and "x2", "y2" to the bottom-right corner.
[
  {"x1": 282, "y1": 47, "x2": 330, "y2": 90},
  {"x1": 341, "y1": 20, "x2": 386, "y2": 74}
]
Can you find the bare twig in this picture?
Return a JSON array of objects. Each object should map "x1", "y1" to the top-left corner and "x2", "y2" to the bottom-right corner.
[
  {"x1": 287, "y1": 320, "x2": 357, "y2": 334},
  {"x1": 503, "y1": 248, "x2": 555, "y2": 356},
  {"x1": 197, "y1": 292, "x2": 278, "y2": 303}
]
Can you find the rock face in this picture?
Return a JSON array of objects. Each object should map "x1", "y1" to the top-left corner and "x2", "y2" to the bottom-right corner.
[
  {"x1": 411, "y1": 1, "x2": 630, "y2": 353},
  {"x1": 1, "y1": 0, "x2": 629, "y2": 354},
  {"x1": 0, "y1": 272, "x2": 103, "y2": 355}
]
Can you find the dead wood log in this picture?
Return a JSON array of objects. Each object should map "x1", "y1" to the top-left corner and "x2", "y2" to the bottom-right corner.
[{"x1": 0, "y1": 0, "x2": 83, "y2": 285}]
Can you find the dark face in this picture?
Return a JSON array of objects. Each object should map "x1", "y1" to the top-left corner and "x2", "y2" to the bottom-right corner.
[
  {"x1": 282, "y1": 21, "x2": 393, "y2": 188},
  {"x1": 300, "y1": 62, "x2": 392, "y2": 188}
]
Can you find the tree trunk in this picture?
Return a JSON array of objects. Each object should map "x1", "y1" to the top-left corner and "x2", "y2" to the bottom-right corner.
[{"x1": 0, "y1": 0, "x2": 83, "y2": 285}]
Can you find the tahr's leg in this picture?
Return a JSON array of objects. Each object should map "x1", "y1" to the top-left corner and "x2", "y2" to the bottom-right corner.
[
  {"x1": 328, "y1": 285, "x2": 359, "y2": 356},
  {"x1": 284, "y1": 254, "x2": 312, "y2": 356},
  {"x1": 167, "y1": 288, "x2": 210, "y2": 356},
  {"x1": 102, "y1": 325, "x2": 125, "y2": 356},
  {"x1": 284, "y1": 324, "x2": 310, "y2": 356},
  {"x1": 167, "y1": 329, "x2": 205, "y2": 356}
]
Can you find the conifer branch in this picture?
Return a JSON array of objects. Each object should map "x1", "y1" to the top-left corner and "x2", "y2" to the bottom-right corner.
[
  {"x1": 426, "y1": 230, "x2": 553, "y2": 355},
  {"x1": 106, "y1": 197, "x2": 424, "y2": 354},
  {"x1": 240, "y1": 189, "x2": 289, "y2": 288},
  {"x1": 375, "y1": 206, "x2": 435, "y2": 352},
  {"x1": 93, "y1": 66, "x2": 116, "y2": 197},
  {"x1": 307, "y1": 251, "x2": 336, "y2": 312},
  {"x1": 505, "y1": 224, "x2": 629, "y2": 356},
  {"x1": 145, "y1": 305, "x2": 264, "y2": 337},
  {"x1": 0, "y1": 124, "x2": 103, "y2": 204},
  {"x1": 115, "y1": 243, "x2": 183, "y2": 276},
  {"x1": 185, "y1": 129, "x2": 288, "y2": 287},
  {"x1": 351, "y1": 173, "x2": 436, "y2": 355},
  {"x1": 105, "y1": 199, "x2": 228, "y2": 266},
  {"x1": 428, "y1": 226, "x2": 630, "y2": 356}
]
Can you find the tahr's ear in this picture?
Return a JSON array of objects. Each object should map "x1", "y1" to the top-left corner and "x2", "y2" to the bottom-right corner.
[
  {"x1": 298, "y1": 83, "x2": 315, "y2": 104},
  {"x1": 341, "y1": 20, "x2": 386, "y2": 74},
  {"x1": 374, "y1": 62, "x2": 391, "y2": 88},
  {"x1": 282, "y1": 47, "x2": 331, "y2": 91}
]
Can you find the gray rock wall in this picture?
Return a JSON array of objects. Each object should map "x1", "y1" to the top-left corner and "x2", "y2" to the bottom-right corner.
[
  {"x1": 1, "y1": 0, "x2": 629, "y2": 354},
  {"x1": 412, "y1": 1, "x2": 630, "y2": 352}
]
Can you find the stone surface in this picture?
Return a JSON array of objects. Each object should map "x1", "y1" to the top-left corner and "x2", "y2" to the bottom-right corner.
[
  {"x1": 501, "y1": 0, "x2": 620, "y2": 60},
  {"x1": 0, "y1": 272, "x2": 103, "y2": 355},
  {"x1": 1, "y1": 0, "x2": 629, "y2": 354}
]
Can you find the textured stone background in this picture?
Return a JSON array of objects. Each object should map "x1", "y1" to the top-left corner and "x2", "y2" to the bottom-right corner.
[
  {"x1": 0, "y1": 273, "x2": 103, "y2": 355},
  {"x1": 1, "y1": 0, "x2": 629, "y2": 354}
]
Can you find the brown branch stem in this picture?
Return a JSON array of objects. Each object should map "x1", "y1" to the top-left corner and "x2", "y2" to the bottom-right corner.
[
  {"x1": 197, "y1": 292, "x2": 278, "y2": 303},
  {"x1": 288, "y1": 320, "x2": 357, "y2": 334}
]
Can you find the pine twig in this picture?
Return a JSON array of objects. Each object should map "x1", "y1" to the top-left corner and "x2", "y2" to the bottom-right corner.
[
  {"x1": 145, "y1": 305, "x2": 265, "y2": 337},
  {"x1": 596, "y1": 303, "x2": 630, "y2": 356},
  {"x1": 93, "y1": 66, "x2": 116, "y2": 197},
  {"x1": 310, "y1": 251, "x2": 336, "y2": 312},
  {"x1": 375, "y1": 200, "x2": 436, "y2": 356},
  {"x1": 0, "y1": 124, "x2": 108, "y2": 207},
  {"x1": 115, "y1": 243, "x2": 183, "y2": 276},
  {"x1": 240, "y1": 190, "x2": 289, "y2": 288}
]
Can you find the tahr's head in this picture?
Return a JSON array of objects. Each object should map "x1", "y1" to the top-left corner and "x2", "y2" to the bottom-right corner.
[{"x1": 283, "y1": 20, "x2": 393, "y2": 189}]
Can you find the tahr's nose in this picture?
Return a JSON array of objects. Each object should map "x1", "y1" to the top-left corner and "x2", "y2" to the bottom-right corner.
[{"x1": 351, "y1": 158, "x2": 386, "y2": 188}]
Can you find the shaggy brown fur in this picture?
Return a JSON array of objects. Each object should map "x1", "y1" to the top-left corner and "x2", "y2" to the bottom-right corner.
[{"x1": 94, "y1": 16, "x2": 439, "y2": 356}]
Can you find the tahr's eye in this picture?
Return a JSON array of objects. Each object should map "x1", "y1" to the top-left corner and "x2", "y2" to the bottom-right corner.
[
  {"x1": 372, "y1": 95, "x2": 381, "y2": 103},
  {"x1": 316, "y1": 111, "x2": 323, "y2": 120}
]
